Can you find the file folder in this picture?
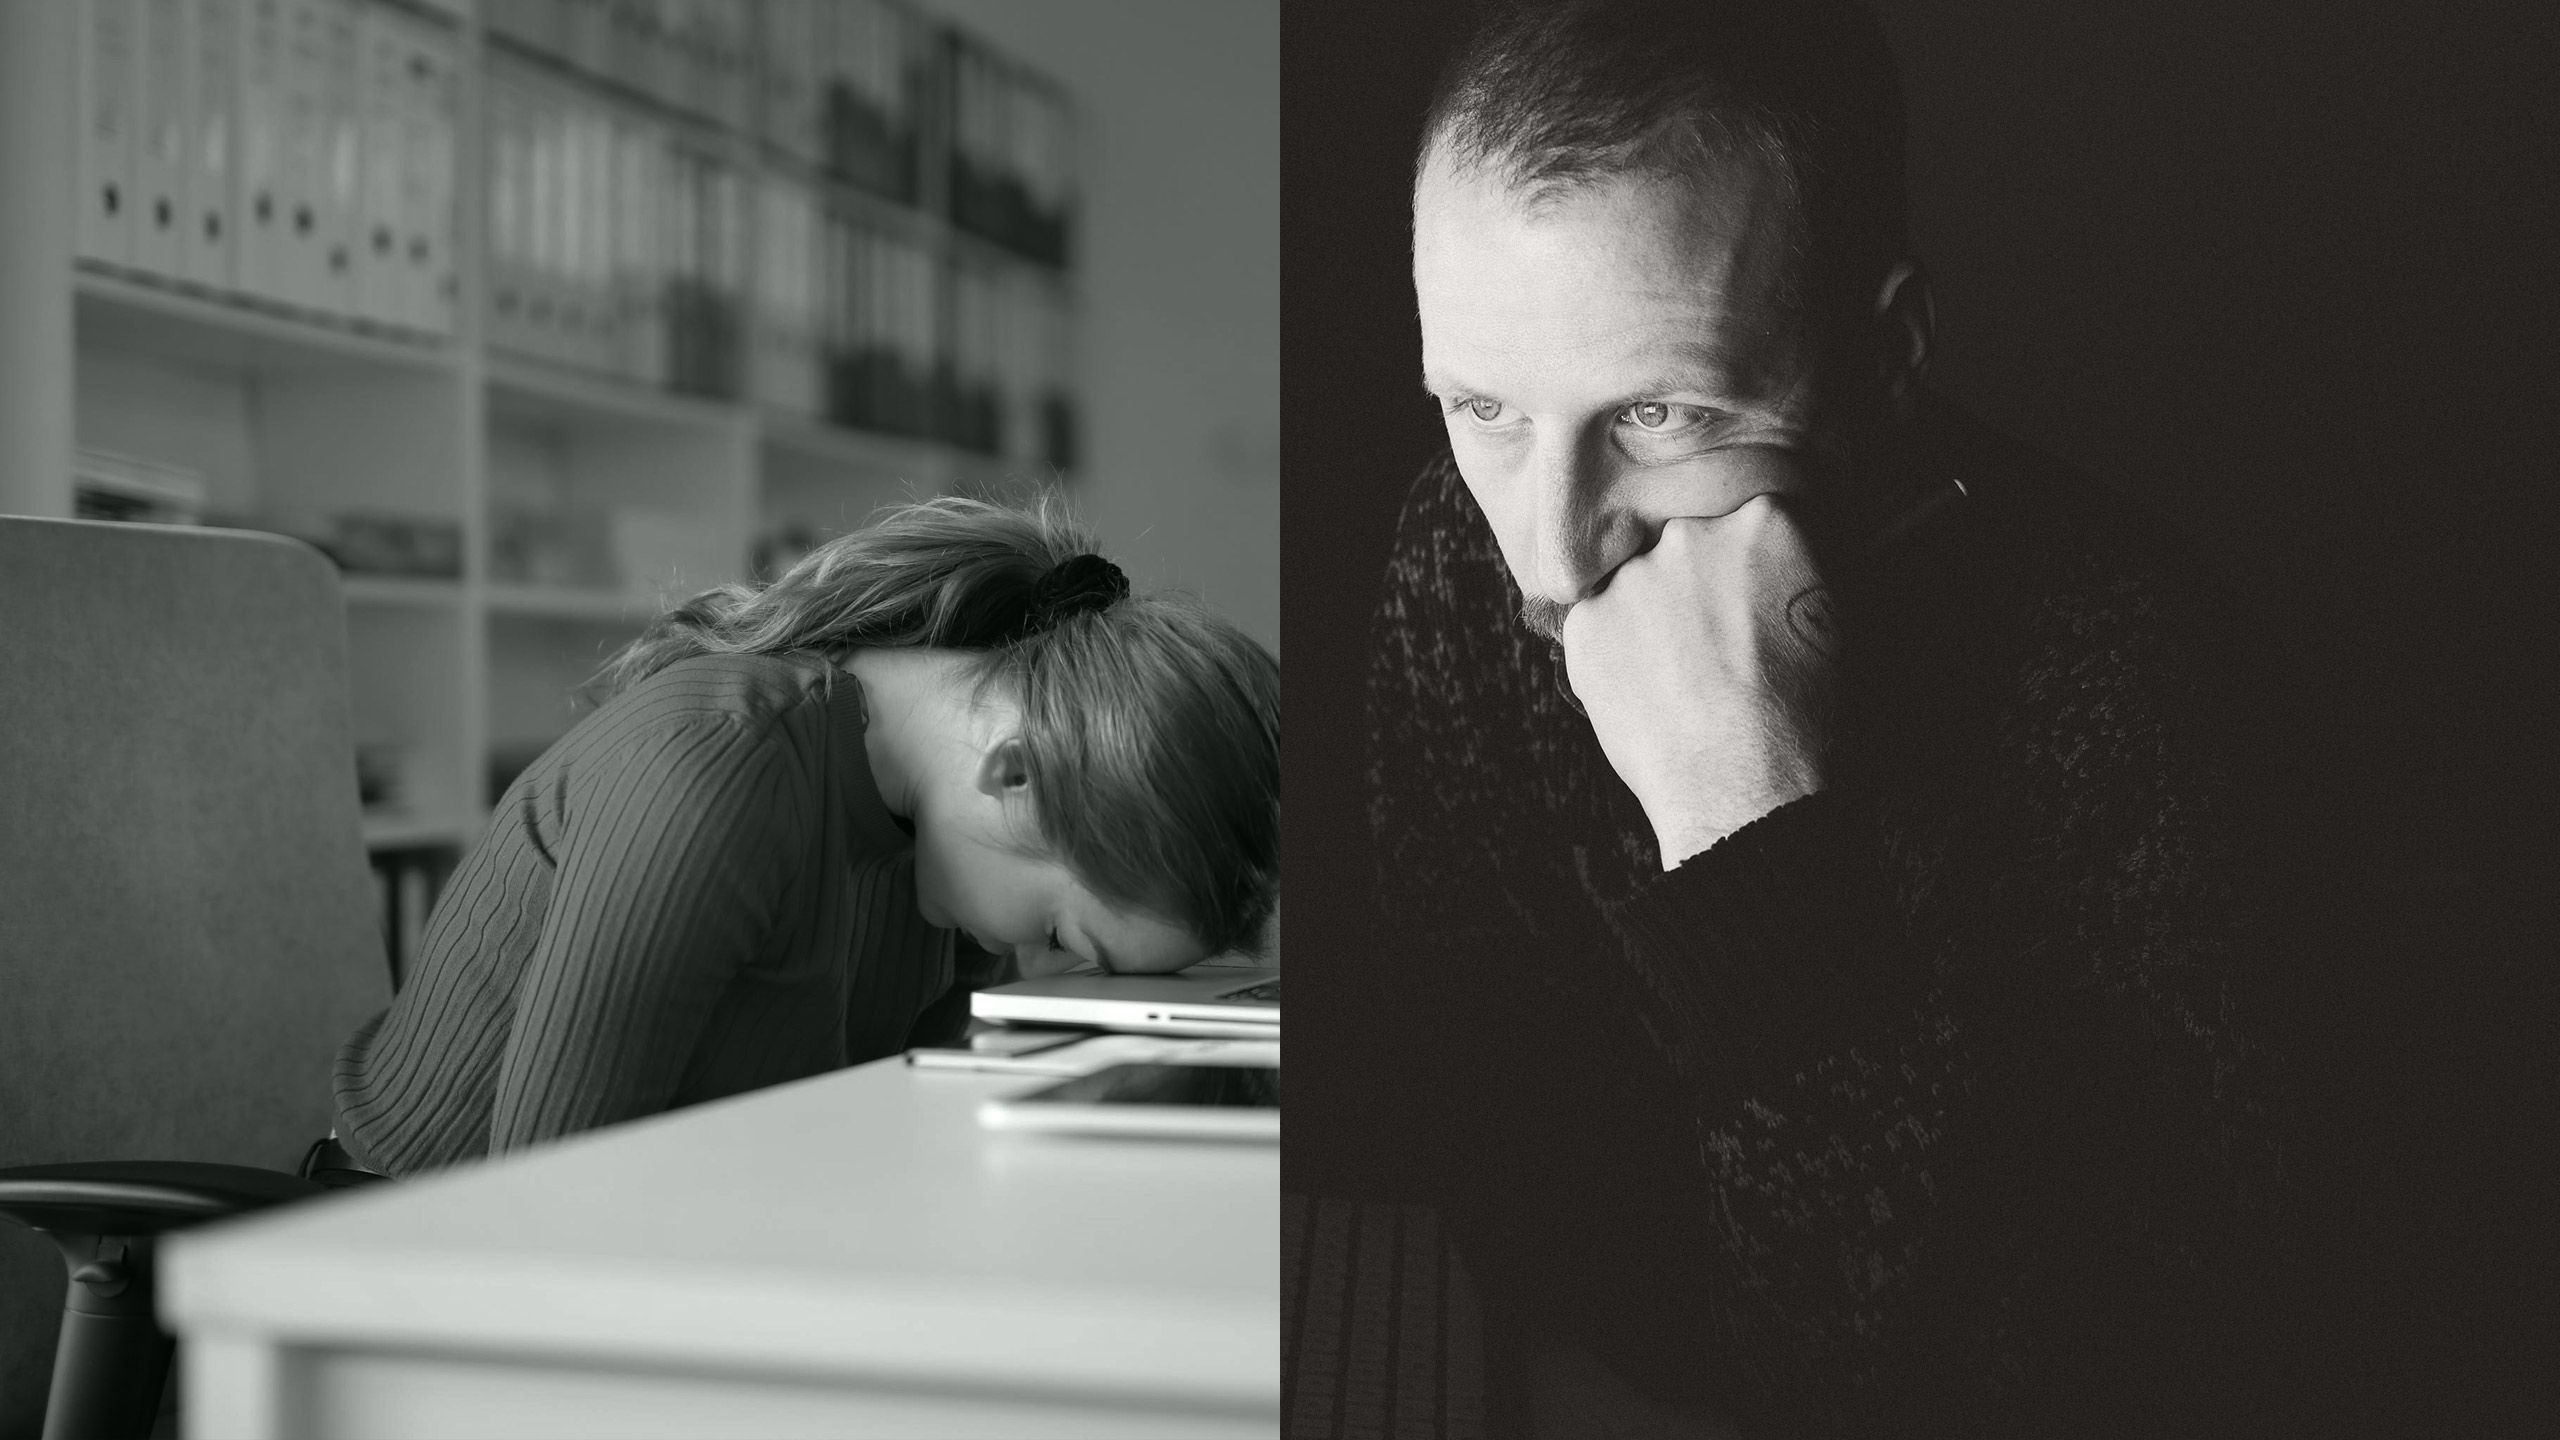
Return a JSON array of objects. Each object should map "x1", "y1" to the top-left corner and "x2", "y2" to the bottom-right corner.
[
  {"x1": 234, "y1": 0, "x2": 289, "y2": 305},
  {"x1": 578, "y1": 97, "x2": 613, "y2": 373},
  {"x1": 182, "y1": 0, "x2": 241, "y2": 291},
  {"x1": 78, "y1": 0, "x2": 140, "y2": 268},
  {"x1": 821, "y1": 204, "x2": 849, "y2": 424},
  {"x1": 273, "y1": 0, "x2": 331, "y2": 311},
  {"x1": 666, "y1": 141, "x2": 702, "y2": 392},
  {"x1": 398, "y1": 12, "x2": 459, "y2": 335},
  {"x1": 521, "y1": 72, "x2": 560, "y2": 362},
  {"x1": 758, "y1": 0, "x2": 820, "y2": 166},
  {"x1": 354, "y1": 2, "x2": 407, "y2": 327},
  {"x1": 708, "y1": 156, "x2": 747, "y2": 398},
  {"x1": 482, "y1": 58, "x2": 533, "y2": 356},
  {"x1": 542, "y1": 75, "x2": 579, "y2": 368},
  {"x1": 787, "y1": 178, "x2": 822, "y2": 416},
  {"x1": 135, "y1": 0, "x2": 190, "y2": 277},
  {"x1": 753, "y1": 173, "x2": 819, "y2": 416},
  {"x1": 316, "y1": 0, "x2": 361, "y2": 318},
  {"x1": 614, "y1": 111, "x2": 668, "y2": 385}
]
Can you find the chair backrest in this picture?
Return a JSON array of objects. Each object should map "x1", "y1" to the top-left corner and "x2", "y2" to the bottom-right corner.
[{"x1": 0, "y1": 519, "x2": 388, "y2": 1437}]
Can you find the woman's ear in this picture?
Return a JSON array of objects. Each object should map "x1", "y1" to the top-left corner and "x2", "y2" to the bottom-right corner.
[{"x1": 972, "y1": 736, "x2": 1034, "y2": 799}]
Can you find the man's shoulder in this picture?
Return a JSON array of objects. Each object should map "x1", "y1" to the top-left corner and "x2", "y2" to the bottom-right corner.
[
  {"x1": 1383, "y1": 448, "x2": 1498, "y2": 570},
  {"x1": 1922, "y1": 398, "x2": 2249, "y2": 648},
  {"x1": 1372, "y1": 448, "x2": 1521, "y2": 638},
  {"x1": 1908, "y1": 401, "x2": 2277, "y2": 799},
  {"x1": 1396, "y1": 447, "x2": 1471, "y2": 513}
]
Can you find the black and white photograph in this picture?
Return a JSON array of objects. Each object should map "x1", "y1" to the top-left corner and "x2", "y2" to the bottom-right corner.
[
  {"x1": 4, "y1": 0, "x2": 2555, "y2": 1435},
  {"x1": 1285, "y1": 0, "x2": 2550, "y2": 1435},
  {"x1": 0, "y1": 1, "x2": 1276, "y2": 1435}
]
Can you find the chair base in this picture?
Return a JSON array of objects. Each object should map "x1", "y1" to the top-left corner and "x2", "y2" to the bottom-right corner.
[
  {"x1": 0, "y1": 1162, "x2": 323, "y2": 1440},
  {"x1": 45, "y1": 1266, "x2": 173, "y2": 1440}
]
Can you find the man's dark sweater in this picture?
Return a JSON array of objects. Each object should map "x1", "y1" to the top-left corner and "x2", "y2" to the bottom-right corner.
[{"x1": 1362, "y1": 399, "x2": 2296, "y2": 1434}]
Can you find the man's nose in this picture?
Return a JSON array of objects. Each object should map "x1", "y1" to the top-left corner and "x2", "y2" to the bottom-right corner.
[{"x1": 1520, "y1": 431, "x2": 1641, "y2": 603}]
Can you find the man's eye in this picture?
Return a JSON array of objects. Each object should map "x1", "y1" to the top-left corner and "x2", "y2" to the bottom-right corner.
[
  {"x1": 1448, "y1": 396, "x2": 1506, "y2": 424},
  {"x1": 1620, "y1": 401, "x2": 1713, "y2": 434}
]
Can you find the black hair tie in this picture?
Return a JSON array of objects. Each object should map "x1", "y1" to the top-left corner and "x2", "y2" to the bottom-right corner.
[{"x1": 1020, "y1": 553, "x2": 1128, "y2": 637}]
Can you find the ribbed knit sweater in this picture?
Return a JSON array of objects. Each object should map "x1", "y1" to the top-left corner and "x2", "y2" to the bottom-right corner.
[
  {"x1": 333, "y1": 651, "x2": 961, "y2": 1176},
  {"x1": 1362, "y1": 399, "x2": 2293, "y2": 1434}
]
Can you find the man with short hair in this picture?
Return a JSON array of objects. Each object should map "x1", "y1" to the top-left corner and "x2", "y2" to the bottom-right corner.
[{"x1": 1365, "y1": 0, "x2": 2292, "y2": 1431}]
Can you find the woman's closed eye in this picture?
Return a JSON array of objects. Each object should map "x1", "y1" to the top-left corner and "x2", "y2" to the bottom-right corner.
[
  {"x1": 1045, "y1": 930, "x2": 1103, "y2": 974},
  {"x1": 1014, "y1": 934, "x2": 1083, "y2": 980},
  {"x1": 1052, "y1": 929, "x2": 1131, "y2": 976}
]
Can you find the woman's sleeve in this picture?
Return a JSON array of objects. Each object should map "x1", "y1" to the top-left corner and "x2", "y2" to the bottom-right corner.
[
  {"x1": 488, "y1": 714, "x2": 813, "y2": 1152},
  {"x1": 899, "y1": 937, "x2": 1012, "y2": 1051}
]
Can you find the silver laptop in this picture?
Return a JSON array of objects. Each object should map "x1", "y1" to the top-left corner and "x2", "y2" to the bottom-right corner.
[{"x1": 971, "y1": 967, "x2": 1279, "y2": 1038}]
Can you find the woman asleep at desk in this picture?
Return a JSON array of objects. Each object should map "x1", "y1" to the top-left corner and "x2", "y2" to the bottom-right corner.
[{"x1": 318, "y1": 494, "x2": 1279, "y2": 1180}]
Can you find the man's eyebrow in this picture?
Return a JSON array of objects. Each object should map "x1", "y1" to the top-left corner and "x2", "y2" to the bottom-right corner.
[
  {"x1": 1424, "y1": 343, "x2": 1753, "y2": 406},
  {"x1": 1625, "y1": 341, "x2": 1748, "y2": 398}
]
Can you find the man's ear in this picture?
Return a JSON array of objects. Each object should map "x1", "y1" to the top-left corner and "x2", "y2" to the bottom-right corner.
[
  {"x1": 972, "y1": 736, "x2": 1034, "y2": 799},
  {"x1": 1873, "y1": 259, "x2": 1934, "y2": 421}
]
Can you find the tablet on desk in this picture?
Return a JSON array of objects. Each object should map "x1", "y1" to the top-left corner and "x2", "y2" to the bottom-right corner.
[
  {"x1": 912, "y1": 1034, "x2": 1280, "y2": 1076},
  {"x1": 977, "y1": 1062, "x2": 1280, "y2": 1142},
  {"x1": 971, "y1": 967, "x2": 1279, "y2": 1038}
]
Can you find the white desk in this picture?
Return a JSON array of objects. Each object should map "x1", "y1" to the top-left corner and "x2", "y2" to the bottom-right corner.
[{"x1": 158, "y1": 1059, "x2": 1277, "y2": 1438}]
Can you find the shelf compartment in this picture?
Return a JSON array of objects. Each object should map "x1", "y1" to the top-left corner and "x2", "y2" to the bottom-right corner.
[
  {"x1": 75, "y1": 269, "x2": 457, "y2": 380},
  {"x1": 362, "y1": 811, "x2": 476, "y2": 851},
  {"x1": 754, "y1": 411, "x2": 956, "y2": 577},
  {"x1": 485, "y1": 616, "x2": 637, "y2": 797},
  {"x1": 757, "y1": 411, "x2": 952, "y2": 484},
  {"x1": 945, "y1": 451, "x2": 1065, "y2": 501},
  {"x1": 341, "y1": 575, "x2": 466, "y2": 610},
  {"x1": 344, "y1": 605, "x2": 470, "y2": 848},
  {"x1": 485, "y1": 385, "x2": 752, "y2": 600},
  {"x1": 77, "y1": 350, "x2": 465, "y2": 556},
  {"x1": 485, "y1": 583, "x2": 666, "y2": 624},
  {"x1": 486, "y1": 354, "x2": 749, "y2": 436}
]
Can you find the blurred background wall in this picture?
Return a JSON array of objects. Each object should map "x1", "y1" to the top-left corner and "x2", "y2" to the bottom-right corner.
[{"x1": 920, "y1": 0, "x2": 1280, "y2": 652}]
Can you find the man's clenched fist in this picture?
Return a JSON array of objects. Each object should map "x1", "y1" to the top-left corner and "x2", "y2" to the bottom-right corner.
[{"x1": 1560, "y1": 494, "x2": 1839, "y2": 870}]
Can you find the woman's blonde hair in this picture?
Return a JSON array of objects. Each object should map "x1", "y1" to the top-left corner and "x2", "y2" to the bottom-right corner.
[{"x1": 596, "y1": 493, "x2": 1279, "y2": 957}]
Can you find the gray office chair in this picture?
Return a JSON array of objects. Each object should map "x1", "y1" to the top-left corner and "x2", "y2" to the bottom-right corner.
[{"x1": 0, "y1": 518, "x2": 390, "y2": 1439}]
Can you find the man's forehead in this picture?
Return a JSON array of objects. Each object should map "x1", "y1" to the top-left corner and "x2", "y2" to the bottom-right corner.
[
  {"x1": 1415, "y1": 157, "x2": 1800, "y2": 396},
  {"x1": 1415, "y1": 144, "x2": 1793, "y2": 258}
]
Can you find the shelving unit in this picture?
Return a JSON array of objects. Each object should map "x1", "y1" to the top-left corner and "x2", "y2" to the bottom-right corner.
[{"x1": 1, "y1": 0, "x2": 1083, "y2": 926}]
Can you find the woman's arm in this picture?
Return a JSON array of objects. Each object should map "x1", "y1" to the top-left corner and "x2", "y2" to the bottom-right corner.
[{"x1": 488, "y1": 714, "x2": 814, "y2": 1151}]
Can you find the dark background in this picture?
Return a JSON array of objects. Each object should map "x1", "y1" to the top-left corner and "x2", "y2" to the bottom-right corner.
[{"x1": 1284, "y1": 0, "x2": 2554, "y2": 1423}]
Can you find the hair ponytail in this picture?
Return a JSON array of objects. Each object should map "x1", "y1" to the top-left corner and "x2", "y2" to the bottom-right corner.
[
  {"x1": 596, "y1": 494, "x2": 1088, "y2": 690},
  {"x1": 596, "y1": 493, "x2": 1280, "y2": 957}
]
